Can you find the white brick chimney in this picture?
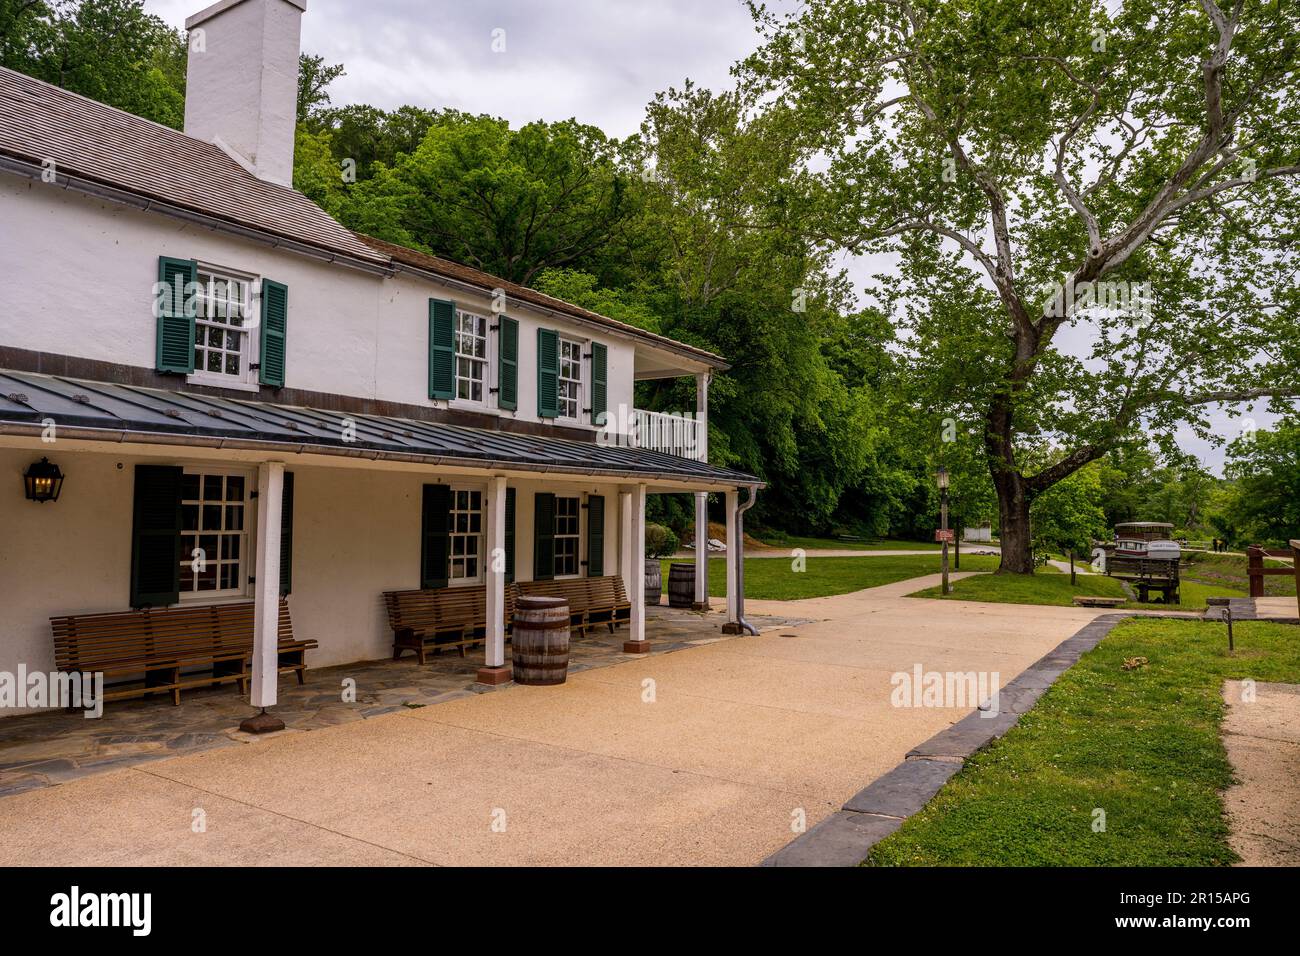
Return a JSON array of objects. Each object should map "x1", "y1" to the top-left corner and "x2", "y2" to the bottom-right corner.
[{"x1": 184, "y1": 0, "x2": 306, "y2": 188}]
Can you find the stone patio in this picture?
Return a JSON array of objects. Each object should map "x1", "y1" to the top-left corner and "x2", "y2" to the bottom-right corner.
[{"x1": 0, "y1": 605, "x2": 808, "y2": 798}]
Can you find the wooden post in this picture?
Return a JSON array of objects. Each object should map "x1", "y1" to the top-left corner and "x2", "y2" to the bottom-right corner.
[
  {"x1": 723, "y1": 489, "x2": 740, "y2": 630},
  {"x1": 1291, "y1": 540, "x2": 1300, "y2": 619},
  {"x1": 623, "y1": 484, "x2": 649, "y2": 653},
  {"x1": 1247, "y1": 546, "x2": 1264, "y2": 597},
  {"x1": 242, "y1": 461, "x2": 284, "y2": 733},
  {"x1": 477, "y1": 476, "x2": 510, "y2": 685},
  {"x1": 694, "y1": 492, "x2": 709, "y2": 608},
  {"x1": 1069, "y1": 549, "x2": 1077, "y2": 585}
]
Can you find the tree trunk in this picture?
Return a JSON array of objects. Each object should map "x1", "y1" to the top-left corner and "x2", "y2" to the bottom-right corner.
[{"x1": 993, "y1": 471, "x2": 1034, "y2": 574}]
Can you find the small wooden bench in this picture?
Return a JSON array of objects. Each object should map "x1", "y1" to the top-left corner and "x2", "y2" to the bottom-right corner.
[
  {"x1": 50, "y1": 600, "x2": 317, "y2": 707},
  {"x1": 384, "y1": 584, "x2": 519, "y2": 664},
  {"x1": 518, "y1": 576, "x2": 631, "y2": 635},
  {"x1": 1071, "y1": 596, "x2": 1127, "y2": 608},
  {"x1": 1105, "y1": 554, "x2": 1181, "y2": 604}
]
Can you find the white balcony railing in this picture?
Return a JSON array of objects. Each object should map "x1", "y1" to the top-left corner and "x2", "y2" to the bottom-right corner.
[{"x1": 628, "y1": 408, "x2": 706, "y2": 462}]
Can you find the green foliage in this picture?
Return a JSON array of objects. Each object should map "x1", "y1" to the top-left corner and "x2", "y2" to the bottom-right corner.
[
  {"x1": 1217, "y1": 419, "x2": 1300, "y2": 546},
  {"x1": 2, "y1": 0, "x2": 186, "y2": 127},
  {"x1": 1030, "y1": 461, "x2": 1109, "y2": 559},
  {"x1": 644, "y1": 523, "x2": 679, "y2": 559}
]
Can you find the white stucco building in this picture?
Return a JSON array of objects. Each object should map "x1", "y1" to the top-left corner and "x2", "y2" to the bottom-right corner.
[{"x1": 0, "y1": 0, "x2": 760, "y2": 718}]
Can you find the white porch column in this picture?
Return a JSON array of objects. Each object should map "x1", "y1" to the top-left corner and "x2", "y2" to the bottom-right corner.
[
  {"x1": 243, "y1": 460, "x2": 284, "y2": 732},
  {"x1": 724, "y1": 489, "x2": 740, "y2": 629},
  {"x1": 693, "y1": 374, "x2": 710, "y2": 608},
  {"x1": 619, "y1": 488, "x2": 634, "y2": 594},
  {"x1": 624, "y1": 483, "x2": 649, "y2": 653},
  {"x1": 478, "y1": 476, "x2": 511, "y2": 685}
]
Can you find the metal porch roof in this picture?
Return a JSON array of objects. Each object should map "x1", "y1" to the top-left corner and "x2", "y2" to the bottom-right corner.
[{"x1": 0, "y1": 371, "x2": 759, "y2": 487}]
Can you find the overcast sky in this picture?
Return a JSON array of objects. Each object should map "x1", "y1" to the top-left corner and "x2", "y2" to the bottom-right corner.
[{"x1": 145, "y1": 0, "x2": 1284, "y2": 473}]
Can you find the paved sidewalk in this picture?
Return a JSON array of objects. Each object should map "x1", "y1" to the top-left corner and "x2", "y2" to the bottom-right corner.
[{"x1": 0, "y1": 573, "x2": 1109, "y2": 867}]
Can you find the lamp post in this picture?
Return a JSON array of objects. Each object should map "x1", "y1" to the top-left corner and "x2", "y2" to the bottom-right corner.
[{"x1": 937, "y1": 466, "x2": 950, "y2": 595}]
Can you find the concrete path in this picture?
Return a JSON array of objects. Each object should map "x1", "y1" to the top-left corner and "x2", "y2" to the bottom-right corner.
[
  {"x1": 1222, "y1": 680, "x2": 1300, "y2": 865},
  {"x1": 0, "y1": 573, "x2": 1109, "y2": 867}
]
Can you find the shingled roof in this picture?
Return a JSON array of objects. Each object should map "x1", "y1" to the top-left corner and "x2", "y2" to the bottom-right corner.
[
  {"x1": 0, "y1": 66, "x2": 385, "y2": 264},
  {"x1": 0, "y1": 66, "x2": 728, "y2": 370}
]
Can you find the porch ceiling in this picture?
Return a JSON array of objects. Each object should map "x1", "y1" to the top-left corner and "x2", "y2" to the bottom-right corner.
[{"x1": 0, "y1": 369, "x2": 761, "y2": 487}]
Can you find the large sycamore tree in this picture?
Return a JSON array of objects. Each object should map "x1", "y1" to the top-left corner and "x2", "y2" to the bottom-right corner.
[{"x1": 742, "y1": 0, "x2": 1300, "y2": 572}]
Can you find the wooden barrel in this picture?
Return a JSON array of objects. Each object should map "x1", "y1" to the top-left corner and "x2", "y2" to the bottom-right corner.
[
  {"x1": 668, "y1": 562, "x2": 695, "y2": 608},
  {"x1": 511, "y1": 596, "x2": 571, "y2": 685},
  {"x1": 644, "y1": 561, "x2": 662, "y2": 606}
]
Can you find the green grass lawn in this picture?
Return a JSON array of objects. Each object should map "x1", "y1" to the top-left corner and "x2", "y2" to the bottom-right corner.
[
  {"x1": 867, "y1": 618, "x2": 1300, "y2": 866},
  {"x1": 910, "y1": 571, "x2": 1244, "y2": 610},
  {"x1": 910, "y1": 571, "x2": 1128, "y2": 606},
  {"x1": 758, "y1": 535, "x2": 942, "y2": 552},
  {"x1": 660, "y1": 553, "x2": 1001, "y2": 601}
]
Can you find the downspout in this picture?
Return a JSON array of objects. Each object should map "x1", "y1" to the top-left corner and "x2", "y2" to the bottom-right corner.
[{"x1": 734, "y1": 485, "x2": 759, "y2": 636}]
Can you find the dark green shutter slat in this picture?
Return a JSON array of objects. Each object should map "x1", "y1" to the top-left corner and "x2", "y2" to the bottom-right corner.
[
  {"x1": 504, "y1": 486, "x2": 516, "y2": 583},
  {"x1": 279, "y1": 472, "x2": 294, "y2": 596},
  {"x1": 130, "y1": 464, "x2": 182, "y2": 608},
  {"x1": 259, "y1": 279, "x2": 288, "y2": 387},
  {"x1": 498, "y1": 316, "x2": 518, "y2": 411},
  {"x1": 533, "y1": 492, "x2": 555, "y2": 580},
  {"x1": 537, "y1": 328, "x2": 558, "y2": 419},
  {"x1": 156, "y1": 256, "x2": 196, "y2": 374},
  {"x1": 587, "y1": 494, "x2": 605, "y2": 576},
  {"x1": 429, "y1": 299, "x2": 456, "y2": 400},
  {"x1": 420, "y1": 484, "x2": 451, "y2": 589},
  {"x1": 590, "y1": 342, "x2": 608, "y2": 426}
]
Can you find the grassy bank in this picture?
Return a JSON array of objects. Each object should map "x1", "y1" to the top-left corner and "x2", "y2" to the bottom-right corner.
[
  {"x1": 868, "y1": 618, "x2": 1300, "y2": 866},
  {"x1": 660, "y1": 553, "x2": 1001, "y2": 601},
  {"x1": 910, "y1": 570, "x2": 1244, "y2": 610}
]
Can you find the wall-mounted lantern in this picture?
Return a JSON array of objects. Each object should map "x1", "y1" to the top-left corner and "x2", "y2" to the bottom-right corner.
[{"x1": 23, "y1": 457, "x2": 64, "y2": 503}]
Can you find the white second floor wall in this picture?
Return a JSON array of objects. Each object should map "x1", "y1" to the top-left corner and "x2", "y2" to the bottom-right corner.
[{"x1": 0, "y1": 176, "x2": 645, "y2": 429}]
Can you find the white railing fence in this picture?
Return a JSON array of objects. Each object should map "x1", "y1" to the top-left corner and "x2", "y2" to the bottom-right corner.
[{"x1": 628, "y1": 408, "x2": 705, "y2": 462}]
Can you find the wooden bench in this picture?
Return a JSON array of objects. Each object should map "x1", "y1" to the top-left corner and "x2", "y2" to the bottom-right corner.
[
  {"x1": 1104, "y1": 554, "x2": 1181, "y2": 604},
  {"x1": 384, "y1": 584, "x2": 519, "y2": 664},
  {"x1": 1071, "y1": 596, "x2": 1127, "y2": 608},
  {"x1": 518, "y1": 576, "x2": 631, "y2": 635},
  {"x1": 50, "y1": 600, "x2": 317, "y2": 707}
]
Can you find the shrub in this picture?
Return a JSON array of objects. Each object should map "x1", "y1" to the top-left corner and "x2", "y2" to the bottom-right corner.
[{"x1": 645, "y1": 523, "x2": 680, "y2": 558}]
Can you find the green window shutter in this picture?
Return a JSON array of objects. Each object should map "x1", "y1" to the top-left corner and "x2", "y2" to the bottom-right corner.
[
  {"x1": 259, "y1": 279, "x2": 288, "y2": 387},
  {"x1": 279, "y1": 471, "x2": 294, "y2": 596},
  {"x1": 130, "y1": 464, "x2": 182, "y2": 608},
  {"x1": 420, "y1": 483, "x2": 451, "y2": 589},
  {"x1": 428, "y1": 299, "x2": 456, "y2": 400},
  {"x1": 498, "y1": 316, "x2": 519, "y2": 411},
  {"x1": 156, "y1": 256, "x2": 196, "y2": 374},
  {"x1": 590, "y1": 342, "x2": 608, "y2": 426},
  {"x1": 504, "y1": 486, "x2": 517, "y2": 584},
  {"x1": 533, "y1": 492, "x2": 555, "y2": 580},
  {"x1": 586, "y1": 494, "x2": 605, "y2": 576},
  {"x1": 537, "y1": 328, "x2": 559, "y2": 419}
]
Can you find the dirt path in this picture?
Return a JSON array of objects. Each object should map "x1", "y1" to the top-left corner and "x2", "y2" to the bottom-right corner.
[{"x1": 1222, "y1": 679, "x2": 1300, "y2": 865}]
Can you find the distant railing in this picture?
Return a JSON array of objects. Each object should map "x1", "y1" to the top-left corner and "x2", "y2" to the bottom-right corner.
[{"x1": 628, "y1": 408, "x2": 705, "y2": 462}]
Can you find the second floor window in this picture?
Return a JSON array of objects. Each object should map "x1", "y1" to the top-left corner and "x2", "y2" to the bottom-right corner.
[
  {"x1": 193, "y1": 269, "x2": 252, "y2": 384},
  {"x1": 456, "y1": 310, "x2": 489, "y2": 403},
  {"x1": 558, "y1": 337, "x2": 583, "y2": 419}
]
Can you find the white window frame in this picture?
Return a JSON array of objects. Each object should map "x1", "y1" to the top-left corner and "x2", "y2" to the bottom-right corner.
[
  {"x1": 553, "y1": 494, "x2": 582, "y2": 579},
  {"x1": 452, "y1": 309, "x2": 493, "y2": 409},
  {"x1": 187, "y1": 263, "x2": 261, "y2": 393},
  {"x1": 448, "y1": 485, "x2": 486, "y2": 585},
  {"x1": 179, "y1": 465, "x2": 254, "y2": 602},
  {"x1": 557, "y1": 336, "x2": 584, "y2": 422}
]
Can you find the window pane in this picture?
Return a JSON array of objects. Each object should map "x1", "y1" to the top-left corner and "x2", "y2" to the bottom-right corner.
[
  {"x1": 226, "y1": 476, "x2": 244, "y2": 499},
  {"x1": 202, "y1": 504, "x2": 222, "y2": 530}
]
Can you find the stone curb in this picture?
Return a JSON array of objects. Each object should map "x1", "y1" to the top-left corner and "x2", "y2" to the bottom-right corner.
[{"x1": 761, "y1": 613, "x2": 1132, "y2": 867}]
